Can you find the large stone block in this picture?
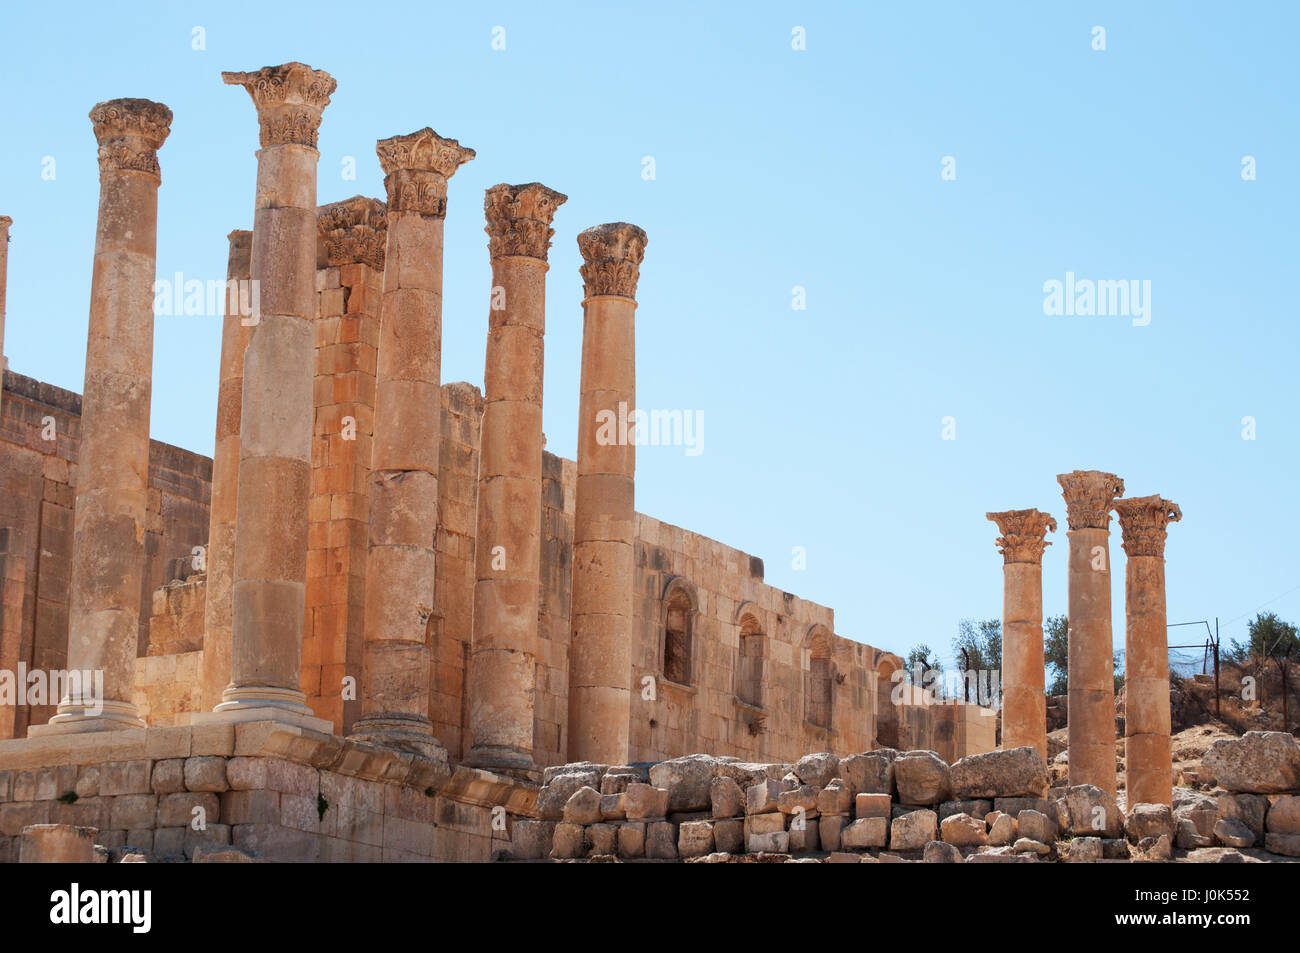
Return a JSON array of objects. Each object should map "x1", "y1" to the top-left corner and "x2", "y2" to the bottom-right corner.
[
  {"x1": 819, "y1": 814, "x2": 845, "y2": 851},
  {"x1": 855, "y1": 792, "x2": 891, "y2": 819},
  {"x1": 1126, "y1": 803, "x2": 1175, "y2": 844},
  {"x1": 624, "y1": 783, "x2": 669, "y2": 821},
  {"x1": 184, "y1": 757, "x2": 230, "y2": 793},
  {"x1": 1016, "y1": 809, "x2": 1058, "y2": 844},
  {"x1": 714, "y1": 818, "x2": 743, "y2": 854},
  {"x1": 794, "y1": 752, "x2": 839, "y2": 788},
  {"x1": 1264, "y1": 833, "x2": 1300, "y2": 857},
  {"x1": 1059, "y1": 785, "x2": 1124, "y2": 837},
  {"x1": 108, "y1": 795, "x2": 159, "y2": 831},
  {"x1": 949, "y1": 747, "x2": 1048, "y2": 800},
  {"x1": 510, "y1": 819, "x2": 555, "y2": 860},
  {"x1": 817, "y1": 780, "x2": 852, "y2": 817},
  {"x1": 923, "y1": 841, "x2": 962, "y2": 863},
  {"x1": 837, "y1": 816, "x2": 889, "y2": 847},
  {"x1": 744, "y1": 778, "x2": 783, "y2": 815},
  {"x1": 157, "y1": 792, "x2": 219, "y2": 828},
  {"x1": 617, "y1": 821, "x2": 646, "y2": 858},
  {"x1": 646, "y1": 820, "x2": 677, "y2": 858},
  {"x1": 1202, "y1": 731, "x2": 1300, "y2": 794},
  {"x1": 562, "y1": 786, "x2": 603, "y2": 825},
  {"x1": 537, "y1": 770, "x2": 600, "y2": 820},
  {"x1": 151, "y1": 760, "x2": 186, "y2": 794},
  {"x1": 649, "y1": 754, "x2": 724, "y2": 812},
  {"x1": 589, "y1": 822, "x2": 618, "y2": 856},
  {"x1": 710, "y1": 776, "x2": 743, "y2": 819},
  {"x1": 893, "y1": 751, "x2": 950, "y2": 806},
  {"x1": 940, "y1": 812, "x2": 986, "y2": 847},
  {"x1": 1267, "y1": 795, "x2": 1300, "y2": 834},
  {"x1": 938, "y1": 799, "x2": 992, "y2": 821},
  {"x1": 839, "y1": 750, "x2": 896, "y2": 795},
  {"x1": 890, "y1": 809, "x2": 938, "y2": 850},
  {"x1": 550, "y1": 822, "x2": 587, "y2": 859},
  {"x1": 746, "y1": 830, "x2": 789, "y2": 853},
  {"x1": 678, "y1": 820, "x2": 714, "y2": 858}
]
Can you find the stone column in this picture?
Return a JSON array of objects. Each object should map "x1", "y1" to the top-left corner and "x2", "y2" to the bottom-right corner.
[
  {"x1": 1057, "y1": 469, "x2": 1125, "y2": 796},
  {"x1": 567, "y1": 223, "x2": 647, "y2": 765},
  {"x1": 349, "y1": 129, "x2": 474, "y2": 750},
  {"x1": 36, "y1": 100, "x2": 172, "y2": 734},
  {"x1": 467, "y1": 183, "x2": 567, "y2": 775},
  {"x1": 1114, "y1": 494, "x2": 1181, "y2": 807},
  {"x1": 0, "y1": 214, "x2": 10, "y2": 416},
  {"x1": 986, "y1": 508, "x2": 1055, "y2": 762},
  {"x1": 210, "y1": 63, "x2": 334, "y2": 726},
  {"x1": 199, "y1": 229, "x2": 252, "y2": 713}
]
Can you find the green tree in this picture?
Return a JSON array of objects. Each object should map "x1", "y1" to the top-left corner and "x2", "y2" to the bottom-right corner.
[
  {"x1": 1241, "y1": 612, "x2": 1300, "y2": 729},
  {"x1": 953, "y1": 618, "x2": 1001, "y2": 702},
  {"x1": 904, "y1": 643, "x2": 944, "y2": 700},
  {"x1": 1044, "y1": 614, "x2": 1068, "y2": 695}
]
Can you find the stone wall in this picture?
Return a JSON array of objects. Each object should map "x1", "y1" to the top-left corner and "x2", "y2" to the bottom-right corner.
[
  {"x1": 0, "y1": 371, "x2": 210, "y2": 735},
  {"x1": 0, "y1": 721, "x2": 532, "y2": 863}
]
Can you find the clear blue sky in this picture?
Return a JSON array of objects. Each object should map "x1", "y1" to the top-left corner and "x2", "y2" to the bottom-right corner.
[{"x1": 2, "y1": 2, "x2": 1296, "y2": 668}]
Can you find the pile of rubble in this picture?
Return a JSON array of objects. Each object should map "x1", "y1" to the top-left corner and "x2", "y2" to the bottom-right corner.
[{"x1": 511, "y1": 731, "x2": 1300, "y2": 863}]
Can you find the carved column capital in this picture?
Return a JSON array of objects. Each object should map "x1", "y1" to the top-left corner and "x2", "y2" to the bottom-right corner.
[
  {"x1": 317, "y1": 195, "x2": 387, "y2": 269},
  {"x1": 1057, "y1": 469, "x2": 1125, "y2": 530},
  {"x1": 987, "y1": 508, "x2": 1056, "y2": 564},
  {"x1": 89, "y1": 98, "x2": 172, "y2": 181},
  {"x1": 484, "y1": 183, "x2": 567, "y2": 261},
  {"x1": 1114, "y1": 495, "x2": 1182, "y2": 558},
  {"x1": 375, "y1": 128, "x2": 475, "y2": 218},
  {"x1": 222, "y1": 62, "x2": 336, "y2": 149},
  {"x1": 578, "y1": 223, "x2": 647, "y2": 299}
]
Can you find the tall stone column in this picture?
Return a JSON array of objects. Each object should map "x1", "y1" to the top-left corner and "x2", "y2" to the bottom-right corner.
[
  {"x1": 210, "y1": 63, "x2": 334, "y2": 726},
  {"x1": 36, "y1": 100, "x2": 172, "y2": 734},
  {"x1": 199, "y1": 229, "x2": 253, "y2": 713},
  {"x1": 467, "y1": 183, "x2": 566, "y2": 775},
  {"x1": 1057, "y1": 469, "x2": 1125, "y2": 796},
  {"x1": 1115, "y1": 494, "x2": 1181, "y2": 807},
  {"x1": 0, "y1": 214, "x2": 11, "y2": 416},
  {"x1": 987, "y1": 508, "x2": 1055, "y2": 762},
  {"x1": 349, "y1": 129, "x2": 474, "y2": 750},
  {"x1": 567, "y1": 223, "x2": 647, "y2": 764}
]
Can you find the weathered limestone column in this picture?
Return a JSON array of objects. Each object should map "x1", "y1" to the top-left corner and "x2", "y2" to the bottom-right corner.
[
  {"x1": 1057, "y1": 469, "x2": 1125, "y2": 796},
  {"x1": 349, "y1": 129, "x2": 474, "y2": 750},
  {"x1": 0, "y1": 214, "x2": 11, "y2": 415},
  {"x1": 1115, "y1": 494, "x2": 1181, "y2": 807},
  {"x1": 567, "y1": 223, "x2": 647, "y2": 764},
  {"x1": 467, "y1": 183, "x2": 567, "y2": 774},
  {"x1": 211, "y1": 63, "x2": 334, "y2": 725},
  {"x1": 37, "y1": 100, "x2": 172, "y2": 734},
  {"x1": 987, "y1": 508, "x2": 1055, "y2": 762},
  {"x1": 199, "y1": 229, "x2": 253, "y2": 713}
]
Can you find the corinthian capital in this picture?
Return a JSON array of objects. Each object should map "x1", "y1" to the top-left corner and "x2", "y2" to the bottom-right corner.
[
  {"x1": 1056, "y1": 469, "x2": 1125, "y2": 531},
  {"x1": 484, "y1": 183, "x2": 567, "y2": 261},
  {"x1": 1114, "y1": 495, "x2": 1182, "y2": 558},
  {"x1": 317, "y1": 195, "x2": 387, "y2": 270},
  {"x1": 578, "y1": 223, "x2": 648, "y2": 299},
  {"x1": 987, "y1": 508, "x2": 1056, "y2": 564},
  {"x1": 222, "y1": 62, "x2": 336, "y2": 149},
  {"x1": 89, "y1": 98, "x2": 173, "y2": 180},
  {"x1": 375, "y1": 128, "x2": 475, "y2": 218}
]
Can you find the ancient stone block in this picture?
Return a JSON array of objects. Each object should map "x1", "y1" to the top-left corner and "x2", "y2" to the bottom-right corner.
[
  {"x1": 551, "y1": 822, "x2": 587, "y2": 859},
  {"x1": 856, "y1": 792, "x2": 891, "y2": 819},
  {"x1": 1016, "y1": 809, "x2": 1058, "y2": 844},
  {"x1": 987, "y1": 812, "x2": 1017, "y2": 846},
  {"x1": 648, "y1": 754, "x2": 721, "y2": 812},
  {"x1": 746, "y1": 830, "x2": 788, "y2": 853},
  {"x1": 646, "y1": 820, "x2": 677, "y2": 858},
  {"x1": 949, "y1": 747, "x2": 1048, "y2": 800},
  {"x1": 819, "y1": 814, "x2": 845, "y2": 851},
  {"x1": 1066, "y1": 836, "x2": 1102, "y2": 863},
  {"x1": 600, "y1": 793, "x2": 626, "y2": 821},
  {"x1": 225, "y1": 757, "x2": 268, "y2": 791},
  {"x1": 184, "y1": 756, "x2": 230, "y2": 792},
  {"x1": 1059, "y1": 785, "x2": 1124, "y2": 837},
  {"x1": 840, "y1": 817, "x2": 888, "y2": 849},
  {"x1": 157, "y1": 792, "x2": 219, "y2": 828},
  {"x1": 1126, "y1": 803, "x2": 1174, "y2": 843},
  {"x1": 617, "y1": 821, "x2": 646, "y2": 858},
  {"x1": 537, "y1": 770, "x2": 599, "y2": 820},
  {"x1": 589, "y1": 822, "x2": 618, "y2": 856},
  {"x1": 151, "y1": 759, "x2": 186, "y2": 794},
  {"x1": 890, "y1": 809, "x2": 938, "y2": 850},
  {"x1": 1267, "y1": 795, "x2": 1300, "y2": 834},
  {"x1": 1213, "y1": 817, "x2": 1255, "y2": 849},
  {"x1": 893, "y1": 751, "x2": 950, "y2": 805},
  {"x1": 839, "y1": 750, "x2": 896, "y2": 795},
  {"x1": 794, "y1": 752, "x2": 839, "y2": 788},
  {"x1": 940, "y1": 812, "x2": 986, "y2": 847},
  {"x1": 713, "y1": 818, "x2": 743, "y2": 854},
  {"x1": 624, "y1": 783, "x2": 669, "y2": 821},
  {"x1": 710, "y1": 776, "x2": 743, "y2": 818},
  {"x1": 510, "y1": 819, "x2": 554, "y2": 860},
  {"x1": 923, "y1": 841, "x2": 962, "y2": 863},
  {"x1": 562, "y1": 785, "x2": 603, "y2": 825},
  {"x1": 1264, "y1": 833, "x2": 1300, "y2": 857},
  {"x1": 1202, "y1": 731, "x2": 1300, "y2": 793},
  {"x1": 678, "y1": 820, "x2": 713, "y2": 858},
  {"x1": 108, "y1": 794, "x2": 158, "y2": 830},
  {"x1": 744, "y1": 778, "x2": 783, "y2": 815},
  {"x1": 938, "y1": 799, "x2": 992, "y2": 820}
]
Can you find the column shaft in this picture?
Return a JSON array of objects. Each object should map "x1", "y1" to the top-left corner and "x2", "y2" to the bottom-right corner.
[
  {"x1": 468, "y1": 184, "x2": 566, "y2": 774},
  {"x1": 0, "y1": 214, "x2": 10, "y2": 418},
  {"x1": 213, "y1": 63, "x2": 334, "y2": 723},
  {"x1": 1116, "y1": 495, "x2": 1181, "y2": 807},
  {"x1": 351, "y1": 129, "x2": 473, "y2": 750},
  {"x1": 39, "y1": 100, "x2": 172, "y2": 733},
  {"x1": 199, "y1": 229, "x2": 252, "y2": 713},
  {"x1": 568, "y1": 223, "x2": 647, "y2": 764},
  {"x1": 987, "y1": 508, "x2": 1055, "y2": 763},
  {"x1": 1058, "y1": 469, "x2": 1125, "y2": 797}
]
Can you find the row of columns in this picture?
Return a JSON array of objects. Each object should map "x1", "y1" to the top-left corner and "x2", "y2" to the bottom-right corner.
[
  {"x1": 38, "y1": 62, "x2": 647, "y2": 775},
  {"x1": 988, "y1": 469, "x2": 1181, "y2": 805}
]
